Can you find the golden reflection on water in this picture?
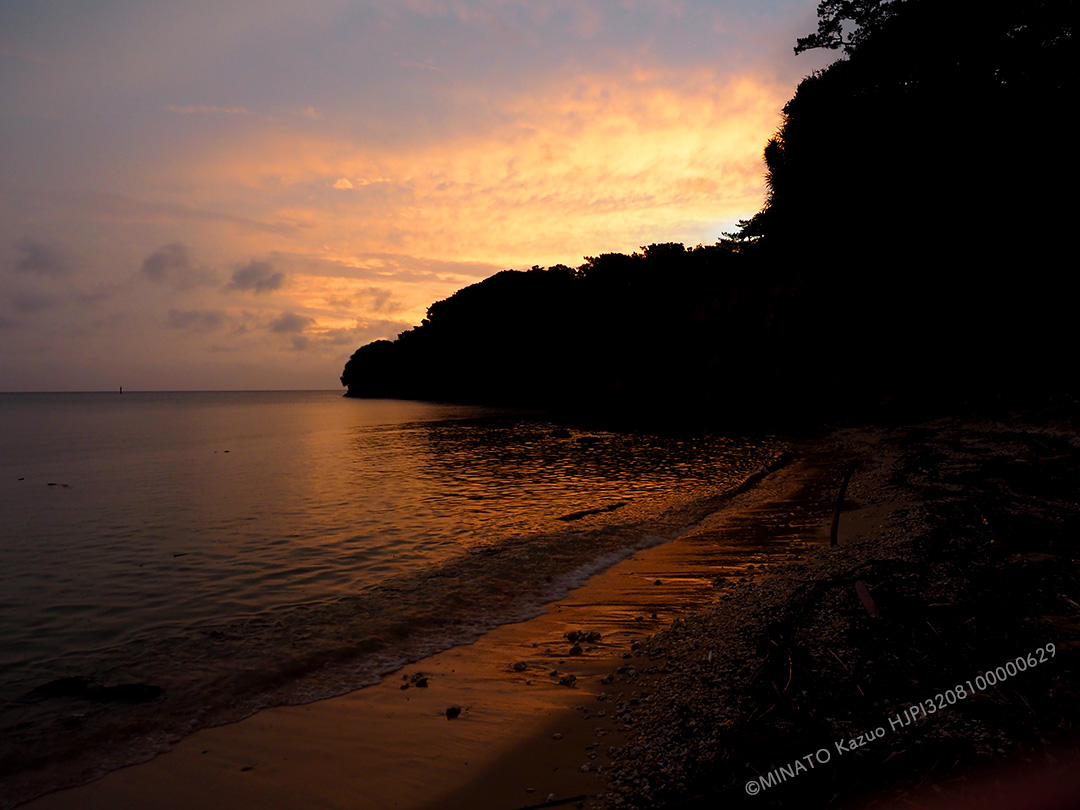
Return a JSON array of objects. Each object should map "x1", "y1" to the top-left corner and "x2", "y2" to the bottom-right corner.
[{"x1": 0, "y1": 391, "x2": 774, "y2": 695}]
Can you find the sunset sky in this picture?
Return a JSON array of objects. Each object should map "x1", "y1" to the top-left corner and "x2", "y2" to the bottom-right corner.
[{"x1": 0, "y1": 0, "x2": 832, "y2": 391}]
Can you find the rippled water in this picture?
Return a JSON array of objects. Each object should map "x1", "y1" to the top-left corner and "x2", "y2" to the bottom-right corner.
[{"x1": 0, "y1": 391, "x2": 780, "y2": 805}]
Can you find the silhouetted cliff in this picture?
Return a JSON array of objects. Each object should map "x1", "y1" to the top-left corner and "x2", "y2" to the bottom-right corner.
[{"x1": 343, "y1": 0, "x2": 1078, "y2": 423}]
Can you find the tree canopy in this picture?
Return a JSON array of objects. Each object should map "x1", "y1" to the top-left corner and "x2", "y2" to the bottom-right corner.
[{"x1": 342, "y1": 0, "x2": 1079, "y2": 424}]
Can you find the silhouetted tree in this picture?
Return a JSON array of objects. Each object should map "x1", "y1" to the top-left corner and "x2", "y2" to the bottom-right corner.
[
  {"x1": 342, "y1": 0, "x2": 1078, "y2": 424},
  {"x1": 795, "y1": 0, "x2": 899, "y2": 55}
]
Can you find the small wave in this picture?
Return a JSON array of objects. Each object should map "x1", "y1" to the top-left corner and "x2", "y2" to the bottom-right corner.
[{"x1": 0, "y1": 433, "x2": 787, "y2": 809}]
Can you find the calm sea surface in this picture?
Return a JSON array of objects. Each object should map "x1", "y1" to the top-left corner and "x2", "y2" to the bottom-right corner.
[{"x1": 0, "y1": 391, "x2": 780, "y2": 804}]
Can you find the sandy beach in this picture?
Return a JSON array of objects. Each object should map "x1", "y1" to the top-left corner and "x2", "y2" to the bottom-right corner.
[
  {"x1": 21, "y1": 408, "x2": 1080, "y2": 810},
  {"x1": 21, "y1": 448, "x2": 839, "y2": 810}
]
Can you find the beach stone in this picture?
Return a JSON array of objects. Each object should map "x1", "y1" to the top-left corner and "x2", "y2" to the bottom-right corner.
[
  {"x1": 512, "y1": 661, "x2": 528, "y2": 672},
  {"x1": 445, "y1": 706, "x2": 461, "y2": 719}
]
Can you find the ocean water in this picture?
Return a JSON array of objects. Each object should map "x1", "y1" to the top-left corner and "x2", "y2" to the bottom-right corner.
[{"x1": 0, "y1": 391, "x2": 780, "y2": 805}]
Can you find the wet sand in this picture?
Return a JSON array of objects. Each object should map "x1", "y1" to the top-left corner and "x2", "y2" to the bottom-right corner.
[{"x1": 24, "y1": 454, "x2": 840, "y2": 810}]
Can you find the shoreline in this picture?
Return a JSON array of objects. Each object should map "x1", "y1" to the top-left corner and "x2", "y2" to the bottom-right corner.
[
  {"x1": 604, "y1": 414, "x2": 1080, "y2": 808},
  {"x1": 23, "y1": 411, "x2": 1079, "y2": 809},
  {"x1": 20, "y1": 449, "x2": 841, "y2": 810},
  {"x1": 0, "y1": 416, "x2": 783, "y2": 810}
]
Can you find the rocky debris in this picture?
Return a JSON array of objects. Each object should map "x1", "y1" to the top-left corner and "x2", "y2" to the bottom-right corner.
[
  {"x1": 400, "y1": 672, "x2": 429, "y2": 689},
  {"x1": 601, "y1": 416, "x2": 1080, "y2": 809},
  {"x1": 445, "y1": 705, "x2": 462, "y2": 720},
  {"x1": 512, "y1": 661, "x2": 528, "y2": 672},
  {"x1": 558, "y1": 674, "x2": 577, "y2": 688},
  {"x1": 565, "y1": 630, "x2": 602, "y2": 644}
]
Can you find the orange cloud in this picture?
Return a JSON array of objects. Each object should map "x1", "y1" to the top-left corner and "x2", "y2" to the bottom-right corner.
[
  {"x1": 195, "y1": 66, "x2": 780, "y2": 252},
  {"x1": 142, "y1": 63, "x2": 788, "y2": 336}
]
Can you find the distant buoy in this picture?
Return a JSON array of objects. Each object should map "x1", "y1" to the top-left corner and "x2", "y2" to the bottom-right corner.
[{"x1": 119, "y1": 386, "x2": 123, "y2": 394}]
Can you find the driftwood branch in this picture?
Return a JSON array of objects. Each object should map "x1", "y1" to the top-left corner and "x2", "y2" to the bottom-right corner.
[
  {"x1": 516, "y1": 794, "x2": 588, "y2": 810},
  {"x1": 830, "y1": 463, "x2": 857, "y2": 547},
  {"x1": 855, "y1": 580, "x2": 881, "y2": 617}
]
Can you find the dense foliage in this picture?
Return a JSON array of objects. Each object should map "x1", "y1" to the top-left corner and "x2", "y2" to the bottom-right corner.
[
  {"x1": 340, "y1": 243, "x2": 796, "y2": 422},
  {"x1": 342, "y1": 0, "x2": 1078, "y2": 423}
]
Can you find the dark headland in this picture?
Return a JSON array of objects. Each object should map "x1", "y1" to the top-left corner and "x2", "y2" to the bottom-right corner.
[
  {"x1": 349, "y1": 0, "x2": 1080, "y2": 806},
  {"x1": 341, "y1": 0, "x2": 1077, "y2": 432}
]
